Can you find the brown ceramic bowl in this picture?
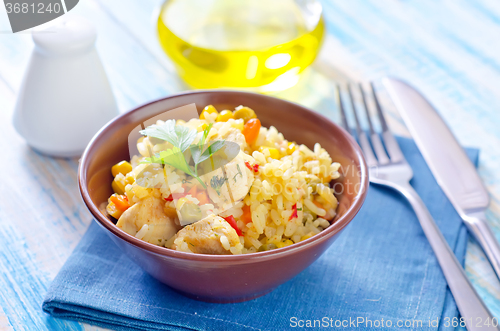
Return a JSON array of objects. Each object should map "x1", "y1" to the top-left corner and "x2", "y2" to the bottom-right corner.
[{"x1": 78, "y1": 90, "x2": 368, "y2": 303}]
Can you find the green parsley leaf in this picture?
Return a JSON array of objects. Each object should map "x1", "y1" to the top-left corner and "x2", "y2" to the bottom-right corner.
[
  {"x1": 198, "y1": 140, "x2": 226, "y2": 164},
  {"x1": 200, "y1": 123, "x2": 213, "y2": 148},
  {"x1": 139, "y1": 120, "x2": 197, "y2": 152},
  {"x1": 143, "y1": 147, "x2": 195, "y2": 177},
  {"x1": 140, "y1": 120, "x2": 231, "y2": 190}
]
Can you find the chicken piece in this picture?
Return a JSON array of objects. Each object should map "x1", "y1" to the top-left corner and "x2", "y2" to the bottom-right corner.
[
  {"x1": 116, "y1": 196, "x2": 180, "y2": 245},
  {"x1": 172, "y1": 214, "x2": 241, "y2": 254},
  {"x1": 220, "y1": 127, "x2": 247, "y2": 150},
  {"x1": 201, "y1": 151, "x2": 254, "y2": 213}
]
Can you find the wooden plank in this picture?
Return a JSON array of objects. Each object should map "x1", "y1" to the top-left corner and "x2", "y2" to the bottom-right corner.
[
  {"x1": 317, "y1": 0, "x2": 500, "y2": 314},
  {"x1": 0, "y1": 76, "x2": 88, "y2": 330},
  {"x1": 1, "y1": 0, "x2": 500, "y2": 329},
  {"x1": 0, "y1": 2, "x2": 126, "y2": 330}
]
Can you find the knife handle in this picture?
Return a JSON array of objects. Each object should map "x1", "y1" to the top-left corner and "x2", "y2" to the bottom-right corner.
[
  {"x1": 399, "y1": 183, "x2": 497, "y2": 331},
  {"x1": 463, "y1": 212, "x2": 500, "y2": 281}
]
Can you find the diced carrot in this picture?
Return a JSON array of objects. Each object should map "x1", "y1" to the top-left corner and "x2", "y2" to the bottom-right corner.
[
  {"x1": 196, "y1": 191, "x2": 209, "y2": 205},
  {"x1": 313, "y1": 200, "x2": 323, "y2": 209},
  {"x1": 110, "y1": 194, "x2": 129, "y2": 212},
  {"x1": 187, "y1": 185, "x2": 197, "y2": 197},
  {"x1": 242, "y1": 118, "x2": 261, "y2": 145},
  {"x1": 241, "y1": 205, "x2": 252, "y2": 224}
]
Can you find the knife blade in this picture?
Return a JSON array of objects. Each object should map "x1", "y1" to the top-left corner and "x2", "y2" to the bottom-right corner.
[{"x1": 383, "y1": 77, "x2": 500, "y2": 280}]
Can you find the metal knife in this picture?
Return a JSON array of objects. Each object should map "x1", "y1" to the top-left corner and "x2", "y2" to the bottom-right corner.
[{"x1": 383, "y1": 77, "x2": 500, "y2": 280}]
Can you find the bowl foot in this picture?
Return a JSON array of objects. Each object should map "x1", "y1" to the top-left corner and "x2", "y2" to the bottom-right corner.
[{"x1": 175, "y1": 287, "x2": 275, "y2": 303}]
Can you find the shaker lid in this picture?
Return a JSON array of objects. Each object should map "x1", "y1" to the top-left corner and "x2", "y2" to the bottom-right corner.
[{"x1": 32, "y1": 16, "x2": 96, "y2": 55}]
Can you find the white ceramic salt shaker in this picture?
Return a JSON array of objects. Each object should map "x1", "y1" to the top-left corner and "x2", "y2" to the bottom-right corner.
[{"x1": 13, "y1": 16, "x2": 119, "y2": 157}]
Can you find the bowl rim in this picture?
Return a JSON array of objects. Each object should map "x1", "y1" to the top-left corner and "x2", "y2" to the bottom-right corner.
[{"x1": 78, "y1": 90, "x2": 369, "y2": 262}]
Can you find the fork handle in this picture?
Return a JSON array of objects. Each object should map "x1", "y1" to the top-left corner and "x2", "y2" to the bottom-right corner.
[
  {"x1": 463, "y1": 212, "x2": 500, "y2": 284},
  {"x1": 398, "y1": 183, "x2": 497, "y2": 331}
]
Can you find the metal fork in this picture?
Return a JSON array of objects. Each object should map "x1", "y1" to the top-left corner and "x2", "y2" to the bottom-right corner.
[{"x1": 336, "y1": 83, "x2": 496, "y2": 331}]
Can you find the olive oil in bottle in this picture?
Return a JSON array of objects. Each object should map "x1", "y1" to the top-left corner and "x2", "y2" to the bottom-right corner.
[{"x1": 157, "y1": 0, "x2": 325, "y2": 92}]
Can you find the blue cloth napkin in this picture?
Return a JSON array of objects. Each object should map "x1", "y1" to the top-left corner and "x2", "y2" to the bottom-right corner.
[{"x1": 42, "y1": 137, "x2": 478, "y2": 331}]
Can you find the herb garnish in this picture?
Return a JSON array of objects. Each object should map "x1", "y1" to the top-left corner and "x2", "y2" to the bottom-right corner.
[
  {"x1": 140, "y1": 120, "x2": 225, "y2": 189},
  {"x1": 233, "y1": 164, "x2": 243, "y2": 183},
  {"x1": 210, "y1": 174, "x2": 227, "y2": 195}
]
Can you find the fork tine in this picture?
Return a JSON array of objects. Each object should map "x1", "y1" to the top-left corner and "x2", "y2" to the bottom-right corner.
[
  {"x1": 370, "y1": 82, "x2": 405, "y2": 163},
  {"x1": 344, "y1": 84, "x2": 378, "y2": 168},
  {"x1": 371, "y1": 81, "x2": 389, "y2": 131},
  {"x1": 359, "y1": 83, "x2": 375, "y2": 135},
  {"x1": 359, "y1": 84, "x2": 390, "y2": 165},
  {"x1": 335, "y1": 85, "x2": 349, "y2": 132},
  {"x1": 347, "y1": 84, "x2": 363, "y2": 136}
]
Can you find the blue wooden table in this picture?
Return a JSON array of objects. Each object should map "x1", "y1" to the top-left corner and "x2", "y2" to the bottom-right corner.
[{"x1": 1, "y1": 0, "x2": 500, "y2": 329}]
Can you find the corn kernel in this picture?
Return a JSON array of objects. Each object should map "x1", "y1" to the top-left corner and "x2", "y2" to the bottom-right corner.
[
  {"x1": 233, "y1": 106, "x2": 256, "y2": 123},
  {"x1": 112, "y1": 180, "x2": 125, "y2": 195},
  {"x1": 106, "y1": 201, "x2": 123, "y2": 219},
  {"x1": 125, "y1": 173, "x2": 135, "y2": 185},
  {"x1": 276, "y1": 239, "x2": 294, "y2": 248},
  {"x1": 258, "y1": 243, "x2": 277, "y2": 251},
  {"x1": 197, "y1": 123, "x2": 208, "y2": 132},
  {"x1": 200, "y1": 105, "x2": 218, "y2": 119},
  {"x1": 216, "y1": 110, "x2": 234, "y2": 122},
  {"x1": 286, "y1": 142, "x2": 298, "y2": 155},
  {"x1": 111, "y1": 161, "x2": 132, "y2": 177},
  {"x1": 258, "y1": 146, "x2": 280, "y2": 159},
  {"x1": 300, "y1": 233, "x2": 314, "y2": 241},
  {"x1": 233, "y1": 119, "x2": 244, "y2": 131}
]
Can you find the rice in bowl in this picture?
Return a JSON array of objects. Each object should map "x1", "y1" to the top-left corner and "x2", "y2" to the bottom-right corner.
[{"x1": 105, "y1": 105, "x2": 341, "y2": 255}]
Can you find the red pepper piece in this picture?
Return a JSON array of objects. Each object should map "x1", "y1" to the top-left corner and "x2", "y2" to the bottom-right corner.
[
  {"x1": 244, "y1": 161, "x2": 259, "y2": 173},
  {"x1": 223, "y1": 215, "x2": 243, "y2": 236},
  {"x1": 245, "y1": 161, "x2": 253, "y2": 171},
  {"x1": 164, "y1": 192, "x2": 189, "y2": 201},
  {"x1": 289, "y1": 203, "x2": 298, "y2": 221}
]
